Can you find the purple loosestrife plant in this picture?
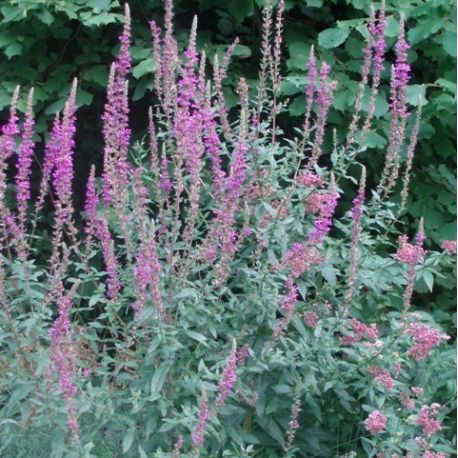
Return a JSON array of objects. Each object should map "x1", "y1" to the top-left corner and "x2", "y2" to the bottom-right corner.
[{"x1": 0, "y1": 2, "x2": 455, "y2": 457}]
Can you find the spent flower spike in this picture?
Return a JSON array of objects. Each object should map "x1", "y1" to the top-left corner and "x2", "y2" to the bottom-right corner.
[{"x1": 191, "y1": 387, "x2": 210, "y2": 450}]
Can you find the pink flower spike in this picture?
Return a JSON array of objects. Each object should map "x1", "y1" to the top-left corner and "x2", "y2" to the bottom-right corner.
[
  {"x1": 216, "y1": 341, "x2": 238, "y2": 408},
  {"x1": 16, "y1": 88, "x2": 35, "y2": 224}
]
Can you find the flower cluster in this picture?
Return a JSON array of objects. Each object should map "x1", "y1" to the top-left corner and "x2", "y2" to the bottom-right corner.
[
  {"x1": 405, "y1": 323, "x2": 450, "y2": 361},
  {"x1": 441, "y1": 240, "x2": 457, "y2": 254},
  {"x1": 368, "y1": 366, "x2": 395, "y2": 390},
  {"x1": 395, "y1": 234, "x2": 426, "y2": 264},
  {"x1": 303, "y1": 311, "x2": 319, "y2": 329},
  {"x1": 364, "y1": 410, "x2": 387, "y2": 435},
  {"x1": 417, "y1": 404, "x2": 442, "y2": 436},
  {"x1": 340, "y1": 318, "x2": 378, "y2": 345},
  {"x1": 298, "y1": 171, "x2": 324, "y2": 188}
]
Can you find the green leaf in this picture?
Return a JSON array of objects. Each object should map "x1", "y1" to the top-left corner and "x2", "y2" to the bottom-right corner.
[
  {"x1": 364, "y1": 131, "x2": 386, "y2": 148},
  {"x1": 185, "y1": 330, "x2": 209, "y2": 347},
  {"x1": 422, "y1": 270, "x2": 434, "y2": 292},
  {"x1": 86, "y1": 0, "x2": 112, "y2": 11},
  {"x1": 218, "y1": 18, "x2": 233, "y2": 35},
  {"x1": 288, "y1": 55, "x2": 309, "y2": 70},
  {"x1": 406, "y1": 85, "x2": 427, "y2": 106},
  {"x1": 318, "y1": 28, "x2": 350, "y2": 49},
  {"x1": 36, "y1": 10, "x2": 54, "y2": 25},
  {"x1": 0, "y1": 31, "x2": 14, "y2": 48},
  {"x1": 1, "y1": 5, "x2": 23, "y2": 23},
  {"x1": 435, "y1": 78, "x2": 457, "y2": 95},
  {"x1": 76, "y1": 89, "x2": 93, "y2": 107},
  {"x1": 442, "y1": 31, "x2": 457, "y2": 58},
  {"x1": 122, "y1": 430, "x2": 134, "y2": 454},
  {"x1": 288, "y1": 97, "x2": 305, "y2": 116},
  {"x1": 305, "y1": 0, "x2": 324, "y2": 7},
  {"x1": 385, "y1": 16, "x2": 399, "y2": 38},
  {"x1": 4, "y1": 42, "x2": 22, "y2": 58},
  {"x1": 150, "y1": 363, "x2": 171, "y2": 398},
  {"x1": 232, "y1": 44, "x2": 252, "y2": 58},
  {"x1": 45, "y1": 98, "x2": 66, "y2": 115},
  {"x1": 83, "y1": 65, "x2": 108, "y2": 86},
  {"x1": 228, "y1": 0, "x2": 254, "y2": 22},
  {"x1": 132, "y1": 58, "x2": 155, "y2": 79},
  {"x1": 407, "y1": 16, "x2": 443, "y2": 45}
]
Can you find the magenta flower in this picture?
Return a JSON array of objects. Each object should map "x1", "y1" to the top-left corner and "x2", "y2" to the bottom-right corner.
[
  {"x1": 102, "y1": 4, "x2": 132, "y2": 203},
  {"x1": 84, "y1": 168, "x2": 121, "y2": 300},
  {"x1": 390, "y1": 17, "x2": 411, "y2": 120},
  {"x1": 49, "y1": 79, "x2": 77, "y2": 233},
  {"x1": 133, "y1": 230, "x2": 163, "y2": 318},
  {"x1": 308, "y1": 189, "x2": 340, "y2": 244},
  {"x1": 15, "y1": 88, "x2": 35, "y2": 226},
  {"x1": 49, "y1": 290, "x2": 79, "y2": 439}
]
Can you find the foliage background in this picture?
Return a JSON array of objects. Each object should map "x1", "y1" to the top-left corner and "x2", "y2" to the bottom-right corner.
[{"x1": 0, "y1": 0, "x2": 455, "y2": 326}]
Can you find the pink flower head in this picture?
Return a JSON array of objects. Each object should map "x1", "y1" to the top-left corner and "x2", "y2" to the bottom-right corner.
[
  {"x1": 411, "y1": 386, "x2": 424, "y2": 397},
  {"x1": 308, "y1": 189, "x2": 340, "y2": 244},
  {"x1": 303, "y1": 311, "x2": 319, "y2": 329},
  {"x1": 405, "y1": 323, "x2": 450, "y2": 361},
  {"x1": 340, "y1": 318, "x2": 378, "y2": 345},
  {"x1": 441, "y1": 240, "x2": 457, "y2": 254},
  {"x1": 423, "y1": 453, "x2": 447, "y2": 458},
  {"x1": 368, "y1": 366, "x2": 394, "y2": 389},
  {"x1": 417, "y1": 404, "x2": 442, "y2": 436},
  {"x1": 298, "y1": 171, "x2": 324, "y2": 188},
  {"x1": 364, "y1": 410, "x2": 387, "y2": 435},
  {"x1": 395, "y1": 234, "x2": 426, "y2": 264},
  {"x1": 283, "y1": 242, "x2": 322, "y2": 278}
]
